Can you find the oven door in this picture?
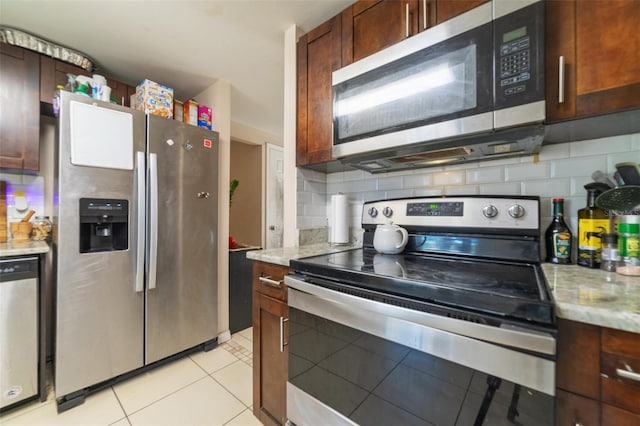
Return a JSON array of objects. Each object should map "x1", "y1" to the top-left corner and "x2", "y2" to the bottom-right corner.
[
  {"x1": 332, "y1": 3, "x2": 494, "y2": 159},
  {"x1": 285, "y1": 275, "x2": 555, "y2": 426}
]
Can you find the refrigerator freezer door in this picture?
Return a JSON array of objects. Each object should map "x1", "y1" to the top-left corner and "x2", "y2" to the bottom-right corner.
[
  {"x1": 145, "y1": 115, "x2": 219, "y2": 363},
  {"x1": 54, "y1": 92, "x2": 146, "y2": 398}
]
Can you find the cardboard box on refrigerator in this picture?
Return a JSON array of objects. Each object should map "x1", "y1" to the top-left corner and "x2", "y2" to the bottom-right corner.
[
  {"x1": 135, "y1": 79, "x2": 174, "y2": 119},
  {"x1": 197, "y1": 105, "x2": 212, "y2": 130},
  {"x1": 183, "y1": 100, "x2": 198, "y2": 126}
]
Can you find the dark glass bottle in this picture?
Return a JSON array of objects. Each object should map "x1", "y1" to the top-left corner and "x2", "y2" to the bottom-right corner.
[
  {"x1": 546, "y1": 198, "x2": 573, "y2": 264},
  {"x1": 577, "y1": 186, "x2": 608, "y2": 268}
]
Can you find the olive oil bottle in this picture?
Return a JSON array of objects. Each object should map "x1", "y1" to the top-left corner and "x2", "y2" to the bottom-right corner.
[
  {"x1": 577, "y1": 184, "x2": 608, "y2": 268},
  {"x1": 545, "y1": 198, "x2": 573, "y2": 264}
]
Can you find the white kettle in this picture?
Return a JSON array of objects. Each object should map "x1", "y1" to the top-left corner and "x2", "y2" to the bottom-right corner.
[{"x1": 373, "y1": 221, "x2": 409, "y2": 254}]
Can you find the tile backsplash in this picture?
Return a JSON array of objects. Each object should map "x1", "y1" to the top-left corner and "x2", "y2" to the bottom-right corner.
[{"x1": 297, "y1": 132, "x2": 640, "y2": 243}]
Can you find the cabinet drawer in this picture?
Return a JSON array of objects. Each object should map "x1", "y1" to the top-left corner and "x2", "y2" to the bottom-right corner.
[
  {"x1": 555, "y1": 389, "x2": 600, "y2": 426},
  {"x1": 601, "y1": 327, "x2": 640, "y2": 415},
  {"x1": 253, "y1": 261, "x2": 288, "y2": 301},
  {"x1": 602, "y1": 403, "x2": 640, "y2": 426}
]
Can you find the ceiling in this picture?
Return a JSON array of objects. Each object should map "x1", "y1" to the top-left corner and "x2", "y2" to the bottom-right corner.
[{"x1": 0, "y1": 0, "x2": 353, "y2": 139}]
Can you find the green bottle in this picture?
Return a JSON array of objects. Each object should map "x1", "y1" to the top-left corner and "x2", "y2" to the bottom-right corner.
[{"x1": 546, "y1": 198, "x2": 573, "y2": 264}]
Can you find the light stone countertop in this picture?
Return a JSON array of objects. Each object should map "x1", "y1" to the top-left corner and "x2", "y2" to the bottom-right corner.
[
  {"x1": 0, "y1": 240, "x2": 50, "y2": 257},
  {"x1": 246, "y1": 242, "x2": 361, "y2": 267},
  {"x1": 543, "y1": 263, "x2": 640, "y2": 333}
]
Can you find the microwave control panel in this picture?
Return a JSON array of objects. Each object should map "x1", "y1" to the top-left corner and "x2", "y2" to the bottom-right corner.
[{"x1": 494, "y1": 1, "x2": 544, "y2": 107}]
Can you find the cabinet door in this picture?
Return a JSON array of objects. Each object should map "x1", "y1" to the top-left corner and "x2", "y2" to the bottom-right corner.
[
  {"x1": 0, "y1": 44, "x2": 40, "y2": 171},
  {"x1": 343, "y1": 0, "x2": 419, "y2": 65},
  {"x1": 40, "y1": 56, "x2": 91, "y2": 104},
  {"x1": 575, "y1": 0, "x2": 640, "y2": 116},
  {"x1": 434, "y1": 0, "x2": 488, "y2": 24},
  {"x1": 556, "y1": 389, "x2": 600, "y2": 426},
  {"x1": 556, "y1": 318, "x2": 601, "y2": 399},
  {"x1": 296, "y1": 15, "x2": 342, "y2": 166},
  {"x1": 602, "y1": 403, "x2": 640, "y2": 426},
  {"x1": 41, "y1": 56, "x2": 133, "y2": 107},
  {"x1": 253, "y1": 292, "x2": 288, "y2": 426},
  {"x1": 545, "y1": 0, "x2": 576, "y2": 121},
  {"x1": 546, "y1": 0, "x2": 640, "y2": 122}
]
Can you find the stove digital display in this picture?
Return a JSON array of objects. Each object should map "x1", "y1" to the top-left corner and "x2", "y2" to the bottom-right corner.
[{"x1": 407, "y1": 202, "x2": 464, "y2": 216}]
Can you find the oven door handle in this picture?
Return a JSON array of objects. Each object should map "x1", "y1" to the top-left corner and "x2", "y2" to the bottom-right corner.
[{"x1": 285, "y1": 275, "x2": 556, "y2": 396}]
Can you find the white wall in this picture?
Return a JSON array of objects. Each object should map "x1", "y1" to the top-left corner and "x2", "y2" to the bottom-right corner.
[
  {"x1": 297, "y1": 133, "x2": 640, "y2": 241},
  {"x1": 194, "y1": 80, "x2": 232, "y2": 340}
]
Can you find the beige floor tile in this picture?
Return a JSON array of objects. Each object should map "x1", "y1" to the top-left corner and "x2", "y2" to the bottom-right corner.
[
  {"x1": 0, "y1": 388, "x2": 125, "y2": 426},
  {"x1": 190, "y1": 346, "x2": 239, "y2": 374},
  {"x1": 128, "y1": 377, "x2": 245, "y2": 426},
  {"x1": 109, "y1": 418, "x2": 131, "y2": 426},
  {"x1": 231, "y1": 334, "x2": 252, "y2": 353},
  {"x1": 113, "y1": 357, "x2": 206, "y2": 415},
  {"x1": 236, "y1": 327, "x2": 253, "y2": 343},
  {"x1": 224, "y1": 408, "x2": 262, "y2": 426},
  {"x1": 212, "y1": 360, "x2": 253, "y2": 406}
]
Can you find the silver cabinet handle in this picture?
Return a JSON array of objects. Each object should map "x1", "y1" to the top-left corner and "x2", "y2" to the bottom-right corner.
[
  {"x1": 259, "y1": 276, "x2": 283, "y2": 288},
  {"x1": 280, "y1": 317, "x2": 289, "y2": 352},
  {"x1": 405, "y1": 3, "x2": 410, "y2": 38},
  {"x1": 423, "y1": 0, "x2": 428, "y2": 30},
  {"x1": 558, "y1": 56, "x2": 565, "y2": 104},
  {"x1": 148, "y1": 153, "x2": 158, "y2": 290},
  {"x1": 135, "y1": 151, "x2": 145, "y2": 293},
  {"x1": 616, "y1": 367, "x2": 640, "y2": 382}
]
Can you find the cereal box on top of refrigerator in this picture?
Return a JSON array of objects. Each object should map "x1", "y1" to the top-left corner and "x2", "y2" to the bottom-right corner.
[{"x1": 136, "y1": 79, "x2": 174, "y2": 119}]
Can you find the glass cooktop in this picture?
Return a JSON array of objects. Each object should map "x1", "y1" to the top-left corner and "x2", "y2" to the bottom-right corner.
[{"x1": 289, "y1": 248, "x2": 554, "y2": 326}]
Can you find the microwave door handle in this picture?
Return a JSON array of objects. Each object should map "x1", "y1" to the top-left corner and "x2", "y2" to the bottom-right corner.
[
  {"x1": 558, "y1": 56, "x2": 565, "y2": 104},
  {"x1": 135, "y1": 151, "x2": 145, "y2": 293}
]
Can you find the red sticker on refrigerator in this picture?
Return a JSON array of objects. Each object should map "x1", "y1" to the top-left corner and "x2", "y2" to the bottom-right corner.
[{"x1": 203, "y1": 139, "x2": 212, "y2": 148}]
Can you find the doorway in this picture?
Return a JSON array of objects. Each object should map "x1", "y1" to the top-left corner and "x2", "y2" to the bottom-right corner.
[
  {"x1": 265, "y1": 143, "x2": 284, "y2": 249},
  {"x1": 229, "y1": 140, "x2": 262, "y2": 247}
]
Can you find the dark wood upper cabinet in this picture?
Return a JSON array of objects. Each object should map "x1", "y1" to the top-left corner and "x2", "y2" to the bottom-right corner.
[
  {"x1": 40, "y1": 56, "x2": 134, "y2": 107},
  {"x1": 0, "y1": 43, "x2": 40, "y2": 171},
  {"x1": 296, "y1": 14, "x2": 342, "y2": 167},
  {"x1": 546, "y1": 0, "x2": 640, "y2": 122},
  {"x1": 342, "y1": 0, "x2": 419, "y2": 66},
  {"x1": 39, "y1": 55, "x2": 91, "y2": 104},
  {"x1": 434, "y1": 0, "x2": 488, "y2": 24}
]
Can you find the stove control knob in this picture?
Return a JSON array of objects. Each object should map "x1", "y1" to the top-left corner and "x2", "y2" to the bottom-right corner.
[
  {"x1": 382, "y1": 207, "x2": 393, "y2": 218},
  {"x1": 368, "y1": 207, "x2": 378, "y2": 218},
  {"x1": 508, "y1": 204, "x2": 525, "y2": 219},
  {"x1": 482, "y1": 205, "x2": 498, "y2": 218}
]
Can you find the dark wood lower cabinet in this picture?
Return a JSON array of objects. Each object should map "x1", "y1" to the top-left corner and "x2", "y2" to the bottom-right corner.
[
  {"x1": 556, "y1": 319, "x2": 640, "y2": 425},
  {"x1": 252, "y1": 261, "x2": 289, "y2": 426},
  {"x1": 601, "y1": 404, "x2": 640, "y2": 426},
  {"x1": 556, "y1": 389, "x2": 600, "y2": 426}
]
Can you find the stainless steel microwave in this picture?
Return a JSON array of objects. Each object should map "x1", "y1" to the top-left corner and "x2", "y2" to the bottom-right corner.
[{"x1": 332, "y1": 0, "x2": 545, "y2": 172}]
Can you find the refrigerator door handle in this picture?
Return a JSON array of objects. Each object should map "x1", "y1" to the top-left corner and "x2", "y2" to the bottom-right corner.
[
  {"x1": 135, "y1": 151, "x2": 145, "y2": 293},
  {"x1": 148, "y1": 152, "x2": 158, "y2": 290}
]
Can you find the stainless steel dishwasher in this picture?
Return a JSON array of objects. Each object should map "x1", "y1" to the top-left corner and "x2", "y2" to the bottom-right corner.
[{"x1": 0, "y1": 256, "x2": 39, "y2": 411}]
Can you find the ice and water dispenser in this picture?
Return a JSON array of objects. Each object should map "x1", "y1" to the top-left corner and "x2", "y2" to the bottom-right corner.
[{"x1": 79, "y1": 198, "x2": 128, "y2": 253}]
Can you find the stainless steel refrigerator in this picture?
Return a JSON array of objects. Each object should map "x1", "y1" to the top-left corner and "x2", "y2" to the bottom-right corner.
[{"x1": 53, "y1": 91, "x2": 219, "y2": 410}]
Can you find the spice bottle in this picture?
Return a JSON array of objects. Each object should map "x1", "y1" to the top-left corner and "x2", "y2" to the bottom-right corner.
[
  {"x1": 577, "y1": 184, "x2": 608, "y2": 268},
  {"x1": 545, "y1": 198, "x2": 573, "y2": 264},
  {"x1": 600, "y1": 233, "x2": 620, "y2": 272},
  {"x1": 616, "y1": 216, "x2": 640, "y2": 276}
]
